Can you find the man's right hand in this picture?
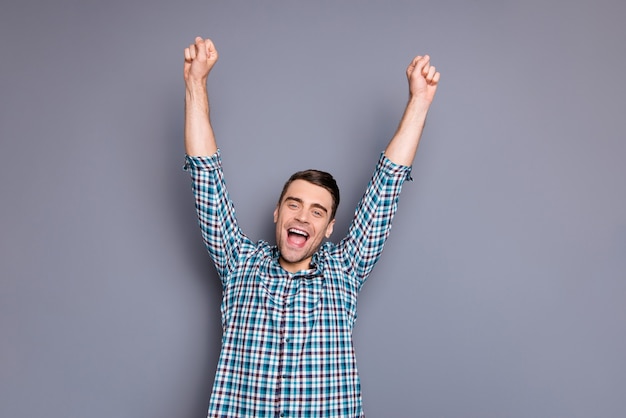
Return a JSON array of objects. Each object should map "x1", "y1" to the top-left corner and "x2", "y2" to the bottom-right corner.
[{"x1": 184, "y1": 37, "x2": 219, "y2": 85}]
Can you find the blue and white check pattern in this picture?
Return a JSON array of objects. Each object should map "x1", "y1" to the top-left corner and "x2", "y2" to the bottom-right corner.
[{"x1": 185, "y1": 151, "x2": 411, "y2": 418}]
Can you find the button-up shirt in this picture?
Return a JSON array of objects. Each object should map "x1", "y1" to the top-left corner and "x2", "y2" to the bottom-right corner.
[{"x1": 185, "y1": 151, "x2": 411, "y2": 417}]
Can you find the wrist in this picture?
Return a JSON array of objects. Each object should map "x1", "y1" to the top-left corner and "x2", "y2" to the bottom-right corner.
[
  {"x1": 185, "y1": 76, "x2": 208, "y2": 92},
  {"x1": 404, "y1": 97, "x2": 431, "y2": 121},
  {"x1": 185, "y1": 80, "x2": 208, "y2": 102},
  {"x1": 407, "y1": 95, "x2": 432, "y2": 111}
]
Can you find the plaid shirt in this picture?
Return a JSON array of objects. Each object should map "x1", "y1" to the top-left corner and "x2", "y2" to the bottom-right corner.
[{"x1": 185, "y1": 151, "x2": 411, "y2": 418}]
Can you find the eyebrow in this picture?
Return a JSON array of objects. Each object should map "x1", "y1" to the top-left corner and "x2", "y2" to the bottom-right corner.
[{"x1": 284, "y1": 196, "x2": 329, "y2": 214}]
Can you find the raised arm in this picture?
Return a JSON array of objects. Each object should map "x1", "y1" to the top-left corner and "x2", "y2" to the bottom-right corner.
[
  {"x1": 384, "y1": 55, "x2": 440, "y2": 166},
  {"x1": 184, "y1": 37, "x2": 219, "y2": 156}
]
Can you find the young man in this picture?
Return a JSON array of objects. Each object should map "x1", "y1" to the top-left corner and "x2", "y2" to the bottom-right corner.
[{"x1": 184, "y1": 37, "x2": 439, "y2": 418}]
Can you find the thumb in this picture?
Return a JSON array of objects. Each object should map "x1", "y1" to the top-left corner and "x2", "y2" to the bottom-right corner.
[
  {"x1": 205, "y1": 39, "x2": 217, "y2": 62},
  {"x1": 195, "y1": 37, "x2": 207, "y2": 61}
]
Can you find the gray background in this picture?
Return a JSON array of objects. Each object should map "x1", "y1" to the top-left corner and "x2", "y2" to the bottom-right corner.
[{"x1": 1, "y1": 0, "x2": 625, "y2": 417}]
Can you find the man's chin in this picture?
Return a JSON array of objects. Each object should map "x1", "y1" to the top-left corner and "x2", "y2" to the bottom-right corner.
[
  {"x1": 280, "y1": 251, "x2": 307, "y2": 264},
  {"x1": 279, "y1": 247, "x2": 312, "y2": 266}
]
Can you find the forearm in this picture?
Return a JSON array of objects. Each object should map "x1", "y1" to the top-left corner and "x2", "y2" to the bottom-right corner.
[
  {"x1": 184, "y1": 80, "x2": 218, "y2": 157},
  {"x1": 385, "y1": 54, "x2": 440, "y2": 166},
  {"x1": 384, "y1": 97, "x2": 431, "y2": 167}
]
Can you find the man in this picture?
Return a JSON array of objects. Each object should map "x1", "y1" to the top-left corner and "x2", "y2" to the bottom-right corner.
[{"x1": 184, "y1": 37, "x2": 439, "y2": 418}]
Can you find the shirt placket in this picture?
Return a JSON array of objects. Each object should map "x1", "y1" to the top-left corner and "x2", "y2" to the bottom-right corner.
[{"x1": 275, "y1": 274, "x2": 295, "y2": 418}]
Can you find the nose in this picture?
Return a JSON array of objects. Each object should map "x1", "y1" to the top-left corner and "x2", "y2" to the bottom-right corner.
[{"x1": 294, "y1": 208, "x2": 309, "y2": 223}]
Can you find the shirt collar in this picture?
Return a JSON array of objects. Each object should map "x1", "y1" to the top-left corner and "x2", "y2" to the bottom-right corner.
[{"x1": 270, "y1": 246, "x2": 325, "y2": 279}]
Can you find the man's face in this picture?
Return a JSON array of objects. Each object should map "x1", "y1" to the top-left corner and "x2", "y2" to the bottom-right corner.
[{"x1": 274, "y1": 179, "x2": 335, "y2": 273}]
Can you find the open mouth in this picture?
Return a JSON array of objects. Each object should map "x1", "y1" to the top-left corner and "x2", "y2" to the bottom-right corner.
[{"x1": 287, "y1": 228, "x2": 309, "y2": 247}]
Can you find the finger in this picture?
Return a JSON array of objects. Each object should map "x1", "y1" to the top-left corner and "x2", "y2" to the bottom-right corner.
[
  {"x1": 409, "y1": 55, "x2": 422, "y2": 67},
  {"x1": 205, "y1": 39, "x2": 217, "y2": 60},
  {"x1": 184, "y1": 47, "x2": 191, "y2": 61},
  {"x1": 409, "y1": 55, "x2": 428, "y2": 77},
  {"x1": 432, "y1": 71, "x2": 441, "y2": 84},
  {"x1": 425, "y1": 66, "x2": 437, "y2": 82},
  {"x1": 188, "y1": 43, "x2": 197, "y2": 60},
  {"x1": 406, "y1": 58, "x2": 420, "y2": 79},
  {"x1": 420, "y1": 56, "x2": 431, "y2": 76},
  {"x1": 195, "y1": 38, "x2": 207, "y2": 60}
]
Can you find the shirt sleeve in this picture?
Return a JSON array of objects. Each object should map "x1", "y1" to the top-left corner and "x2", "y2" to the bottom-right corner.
[
  {"x1": 184, "y1": 150, "x2": 248, "y2": 285},
  {"x1": 337, "y1": 152, "x2": 412, "y2": 288}
]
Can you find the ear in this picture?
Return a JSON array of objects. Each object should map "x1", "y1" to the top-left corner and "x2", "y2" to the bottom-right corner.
[
  {"x1": 273, "y1": 206, "x2": 279, "y2": 223},
  {"x1": 325, "y1": 219, "x2": 335, "y2": 238}
]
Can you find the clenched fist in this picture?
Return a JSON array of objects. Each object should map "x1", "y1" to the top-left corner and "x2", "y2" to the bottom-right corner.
[
  {"x1": 184, "y1": 37, "x2": 219, "y2": 85},
  {"x1": 406, "y1": 55, "x2": 440, "y2": 105}
]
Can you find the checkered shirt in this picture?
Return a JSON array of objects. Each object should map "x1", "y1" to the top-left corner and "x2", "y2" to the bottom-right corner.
[{"x1": 185, "y1": 150, "x2": 411, "y2": 418}]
